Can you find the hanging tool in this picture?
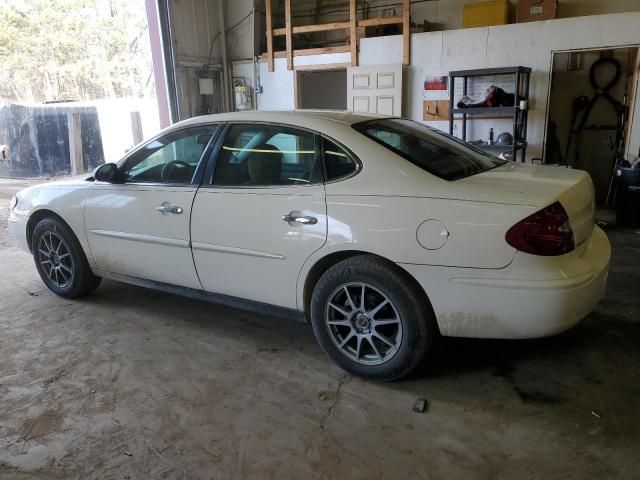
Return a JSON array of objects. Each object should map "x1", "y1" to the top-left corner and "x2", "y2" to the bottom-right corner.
[
  {"x1": 564, "y1": 56, "x2": 629, "y2": 205},
  {"x1": 564, "y1": 95, "x2": 589, "y2": 166}
]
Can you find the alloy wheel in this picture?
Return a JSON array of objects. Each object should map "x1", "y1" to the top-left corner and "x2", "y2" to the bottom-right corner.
[
  {"x1": 324, "y1": 282, "x2": 403, "y2": 366},
  {"x1": 37, "y1": 231, "x2": 74, "y2": 288}
]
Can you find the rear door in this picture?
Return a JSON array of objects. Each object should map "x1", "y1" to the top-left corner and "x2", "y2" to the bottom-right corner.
[
  {"x1": 84, "y1": 125, "x2": 219, "y2": 288},
  {"x1": 190, "y1": 123, "x2": 327, "y2": 309},
  {"x1": 347, "y1": 64, "x2": 403, "y2": 116}
]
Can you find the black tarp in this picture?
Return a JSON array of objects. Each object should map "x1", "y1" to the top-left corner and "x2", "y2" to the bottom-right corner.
[{"x1": 0, "y1": 102, "x2": 105, "y2": 177}]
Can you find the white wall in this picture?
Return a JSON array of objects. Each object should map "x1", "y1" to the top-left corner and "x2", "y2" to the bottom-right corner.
[
  {"x1": 233, "y1": 52, "x2": 352, "y2": 111},
  {"x1": 234, "y1": 12, "x2": 640, "y2": 162},
  {"x1": 232, "y1": 59, "x2": 295, "y2": 110},
  {"x1": 359, "y1": 12, "x2": 640, "y2": 160}
]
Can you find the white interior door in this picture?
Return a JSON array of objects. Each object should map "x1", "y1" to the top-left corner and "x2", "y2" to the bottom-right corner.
[{"x1": 347, "y1": 64, "x2": 403, "y2": 116}]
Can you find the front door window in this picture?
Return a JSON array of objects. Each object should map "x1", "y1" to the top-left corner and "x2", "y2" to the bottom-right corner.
[{"x1": 120, "y1": 126, "x2": 217, "y2": 184}]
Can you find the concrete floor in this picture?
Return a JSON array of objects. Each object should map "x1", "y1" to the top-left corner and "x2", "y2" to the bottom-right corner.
[{"x1": 0, "y1": 182, "x2": 639, "y2": 479}]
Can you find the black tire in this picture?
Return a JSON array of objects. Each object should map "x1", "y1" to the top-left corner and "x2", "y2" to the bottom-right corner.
[
  {"x1": 310, "y1": 255, "x2": 435, "y2": 381},
  {"x1": 31, "y1": 217, "x2": 101, "y2": 298}
]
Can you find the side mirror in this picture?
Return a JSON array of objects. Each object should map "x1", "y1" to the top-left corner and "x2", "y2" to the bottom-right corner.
[{"x1": 93, "y1": 163, "x2": 120, "y2": 183}]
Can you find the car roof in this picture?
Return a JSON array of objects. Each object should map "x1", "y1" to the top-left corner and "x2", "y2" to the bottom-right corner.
[{"x1": 176, "y1": 110, "x2": 385, "y2": 130}]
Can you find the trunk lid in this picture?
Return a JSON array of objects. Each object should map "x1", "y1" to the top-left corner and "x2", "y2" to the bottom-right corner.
[{"x1": 458, "y1": 163, "x2": 595, "y2": 253}]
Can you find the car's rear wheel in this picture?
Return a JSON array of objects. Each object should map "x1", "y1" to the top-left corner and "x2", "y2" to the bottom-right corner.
[
  {"x1": 32, "y1": 217, "x2": 101, "y2": 298},
  {"x1": 310, "y1": 255, "x2": 435, "y2": 381}
]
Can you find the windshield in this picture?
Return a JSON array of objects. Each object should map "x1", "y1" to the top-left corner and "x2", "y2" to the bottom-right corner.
[{"x1": 353, "y1": 118, "x2": 507, "y2": 181}]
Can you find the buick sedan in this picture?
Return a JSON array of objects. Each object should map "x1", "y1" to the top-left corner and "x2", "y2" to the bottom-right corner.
[{"x1": 8, "y1": 111, "x2": 610, "y2": 380}]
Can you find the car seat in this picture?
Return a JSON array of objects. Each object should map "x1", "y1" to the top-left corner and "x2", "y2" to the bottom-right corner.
[{"x1": 247, "y1": 144, "x2": 283, "y2": 185}]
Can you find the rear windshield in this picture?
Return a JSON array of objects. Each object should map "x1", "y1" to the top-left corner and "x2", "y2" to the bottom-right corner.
[{"x1": 353, "y1": 118, "x2": 507, "y2": 181}]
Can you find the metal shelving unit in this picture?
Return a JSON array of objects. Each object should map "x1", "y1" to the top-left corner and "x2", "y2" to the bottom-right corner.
[{"x1": 448, "y1": 66, "x2": 531, "y2": 162}]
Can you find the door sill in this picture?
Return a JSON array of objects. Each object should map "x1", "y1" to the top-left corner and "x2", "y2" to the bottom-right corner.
[{"x1": 92, "y1": 269, "x2": 306, "y2": 323}]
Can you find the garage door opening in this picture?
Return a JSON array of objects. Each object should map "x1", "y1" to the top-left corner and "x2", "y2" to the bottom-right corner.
[{"x1": 297, "y1": 69, "x2": 347, "y2": 110}]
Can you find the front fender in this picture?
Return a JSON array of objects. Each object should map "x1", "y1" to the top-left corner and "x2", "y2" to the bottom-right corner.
[{"x1": 14, "y1": 182, "x2": 95, "y2": 266}]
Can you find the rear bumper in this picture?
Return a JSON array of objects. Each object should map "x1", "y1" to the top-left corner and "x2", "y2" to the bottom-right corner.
[{"x1": 401, "y1": 226, "x2": 610, "y2": 339}]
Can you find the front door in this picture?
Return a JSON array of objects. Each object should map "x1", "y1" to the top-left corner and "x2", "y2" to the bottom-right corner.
[
  {"x1": 84, "y1": 125, "x2": 219, "y2": 289},
  {"x1": 190, "y1": 123, "x2": 327, "y2": 309}
]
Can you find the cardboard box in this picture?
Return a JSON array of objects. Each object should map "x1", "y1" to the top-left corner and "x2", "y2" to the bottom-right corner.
[
  {"x1": 517, "y1": 0, "x2": 559, "y2": 23},
  {"x1": 423, "y1": 100, "x2": 450, "y2": 121},
  {"x1": 463, "y1": 0, "x2": 510, "y2": 28}
]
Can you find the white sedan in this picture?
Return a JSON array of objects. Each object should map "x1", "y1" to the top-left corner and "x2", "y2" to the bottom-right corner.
[{"x1": 8, "y1": 111, "x2": 610, "y2": 380}]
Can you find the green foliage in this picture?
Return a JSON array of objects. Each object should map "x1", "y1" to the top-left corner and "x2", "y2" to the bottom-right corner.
[{"x1": 0, "y1": 0, "x2": 154, "y2": 104}]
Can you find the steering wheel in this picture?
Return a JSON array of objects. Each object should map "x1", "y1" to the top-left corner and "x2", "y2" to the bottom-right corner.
[{"x1": 161, "y1": 160, "x2": 191, "y2": 183}]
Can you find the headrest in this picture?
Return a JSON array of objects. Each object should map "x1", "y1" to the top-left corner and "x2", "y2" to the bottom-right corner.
[{"x1": 247, "y1": 144, "x2": 282, "y2": 185}]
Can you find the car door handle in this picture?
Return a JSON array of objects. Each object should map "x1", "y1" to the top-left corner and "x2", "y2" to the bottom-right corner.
[
  {"x1": 156, "y1": 204, "x2": 183, "y2": 215},
  {"x1": 282, "y1": 212, "x2": 317, "y2": 225}
]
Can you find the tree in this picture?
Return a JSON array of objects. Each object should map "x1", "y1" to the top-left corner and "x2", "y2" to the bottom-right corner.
[{"x1": 0, "y1": 0, "x2": 154, "y2": 105}]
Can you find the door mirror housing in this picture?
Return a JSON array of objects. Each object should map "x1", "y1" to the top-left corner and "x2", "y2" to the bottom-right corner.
[{"x1": 93, "y1": 163, "x2": 120, "y2": 183}]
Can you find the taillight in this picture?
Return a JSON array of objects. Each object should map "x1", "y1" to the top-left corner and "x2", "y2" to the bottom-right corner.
[{"x1": 506, "y1": 201, "x2": 574, "y2": 256}]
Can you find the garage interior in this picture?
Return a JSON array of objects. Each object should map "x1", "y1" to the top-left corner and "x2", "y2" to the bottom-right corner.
[{"x1": 1, "y1": 0, "x2": 640, "y2": 478}]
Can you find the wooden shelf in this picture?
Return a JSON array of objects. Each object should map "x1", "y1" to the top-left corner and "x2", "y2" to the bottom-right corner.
[
  {"x1": 263, "y1": 0, "x2": 410, "y2": 71},
  {"x1": 270, "y1": 45, "x2": 351, "y2": 58},
  {"x1": 357, "y1": 16, "x2": 403, "y2": 27},
  {"x1": 273, "y1": 21, "x2": 350, "y2": 36}
]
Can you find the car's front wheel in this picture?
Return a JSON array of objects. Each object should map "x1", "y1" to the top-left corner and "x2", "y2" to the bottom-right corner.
[
  {"x1": 32, "y1": 217, "x2": 101, "y2": 298},
  {"x1": 310, "y1": 255, "x2": 435, "y2": 381}
]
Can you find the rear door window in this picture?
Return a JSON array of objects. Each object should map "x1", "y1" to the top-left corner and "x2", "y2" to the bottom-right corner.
[
  {"x1": 213, "y1": 124, "x2": 321, "y2": 186},
  {"x1": 353, "y1": 118, "x2": 506, "y2": 181}
]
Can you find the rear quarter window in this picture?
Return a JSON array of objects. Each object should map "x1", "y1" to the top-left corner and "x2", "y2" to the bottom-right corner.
[{"x1": 323, "y1": 138, "x2": 358, "y2": 181}]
